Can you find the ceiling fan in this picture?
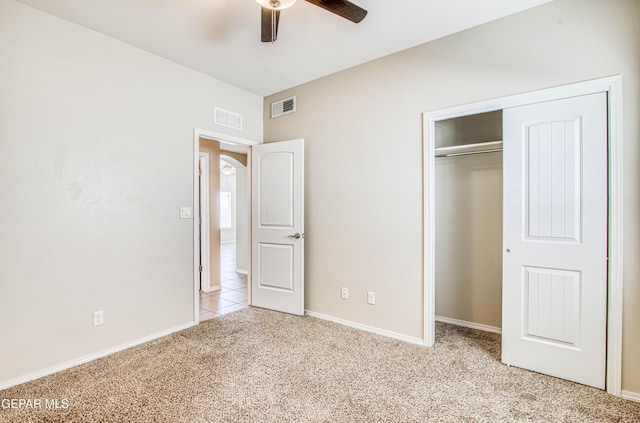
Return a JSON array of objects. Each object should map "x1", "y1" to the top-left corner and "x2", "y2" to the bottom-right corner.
[{"x1": 256, "y1": 0, "x2": 367, "y2": 43}]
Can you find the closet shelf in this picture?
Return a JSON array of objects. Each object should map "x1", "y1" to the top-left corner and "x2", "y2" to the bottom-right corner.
[{"x1": 435, "y1": 140, "x2": 502, "y2": 158}]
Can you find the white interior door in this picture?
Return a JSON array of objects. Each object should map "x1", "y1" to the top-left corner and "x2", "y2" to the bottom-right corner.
[
  {"x1": 251, "y1": 139, "x2": 304, "y2": 315},
  {"x1": 502, "y1": 93, "x2": 607, "y2": 389}
]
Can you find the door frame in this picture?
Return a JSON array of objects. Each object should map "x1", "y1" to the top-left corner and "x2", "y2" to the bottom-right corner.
[
  {"x1": 199, "y1": 152, "x2": 212, "y2": 292},
  {"x1": 193, "y1": 128, "x2": 258, "y2": 324},
  {"x1": 422, "y1": 75, "x2": 623, "y2": 396}
]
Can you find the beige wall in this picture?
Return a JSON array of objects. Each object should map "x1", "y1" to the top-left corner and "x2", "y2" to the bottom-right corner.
[
  {"x1": 221, "y1": 151, "x2": 248, "y2": 167},
  {"x1": 0, "y1": 0, "x2": 262, "y2": 385},
  {"x1": 263, "y1": 0, "x2": 640, "y2": 394}
]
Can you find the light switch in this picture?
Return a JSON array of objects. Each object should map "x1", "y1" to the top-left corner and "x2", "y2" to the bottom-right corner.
[{"x1": 179, "y1": 207, "x2": 192, "y2": 219}]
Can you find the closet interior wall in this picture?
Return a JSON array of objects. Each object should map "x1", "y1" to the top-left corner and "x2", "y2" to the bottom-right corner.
[{"x1": 435, "y1": 111, "x2": 504, "y2": 330}]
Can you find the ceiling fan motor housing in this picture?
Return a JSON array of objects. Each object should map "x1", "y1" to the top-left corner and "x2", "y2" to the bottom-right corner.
[
  {"x1": 256, "y1": 0, "x2": 296, "y2": 10},
  {"x1": 259, "y1": 0, "x2": 367, "y2": 42}
]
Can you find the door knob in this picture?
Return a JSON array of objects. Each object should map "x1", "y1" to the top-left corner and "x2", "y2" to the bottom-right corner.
[{"x1": 288, "y1": 233, "x2": 302, "y2": 239}]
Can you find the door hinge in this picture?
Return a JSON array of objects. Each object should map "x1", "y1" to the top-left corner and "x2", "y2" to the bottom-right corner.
[{"x1": 199, "y1": 265, "x2": 203, "y2": 272}]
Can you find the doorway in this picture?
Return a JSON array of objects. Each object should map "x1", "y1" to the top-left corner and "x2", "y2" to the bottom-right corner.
[
  {"x1": 423, "y1": 76, "x2": 624, "y2": 395},
  {"x1": 198, "y1": 139, "x2": 250, "y2": 319},
  {"x1": 193, "y1": 129, "x2": 257, "y2": 323},
  {"x1": 201, "y1": 150, "x2": 250, "y2": 319}
]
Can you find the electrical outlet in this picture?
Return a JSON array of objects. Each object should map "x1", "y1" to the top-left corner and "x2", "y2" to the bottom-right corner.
[
  {"x1": 93, "y1": 310, "x2": 104, "y2": 326},
  {"x1": 341, "y1": 287, "x2": 349, "y2": 300},
  {"x1": 367, "y1": 292, "x2": 376, "y2": 305}
]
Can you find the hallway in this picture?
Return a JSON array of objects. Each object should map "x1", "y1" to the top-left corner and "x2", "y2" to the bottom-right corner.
[{"x1": 199, "y1": 242, "x2": 248, "y2": 320}]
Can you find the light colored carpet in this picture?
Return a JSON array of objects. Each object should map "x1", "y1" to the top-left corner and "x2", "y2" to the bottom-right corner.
[{"x1": 1, "y1": 308, "x2": 639, "y2": 422}]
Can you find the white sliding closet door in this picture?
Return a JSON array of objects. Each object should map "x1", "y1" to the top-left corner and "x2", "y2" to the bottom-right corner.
[{"x1": 502, "y1": 93, "x2": 607, "y2": 389}]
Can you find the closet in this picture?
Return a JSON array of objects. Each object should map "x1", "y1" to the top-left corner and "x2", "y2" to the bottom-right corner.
[
  {"x1": 434, "y1": 111, "x2": 503, "y2": 332},
  {"x1": 426, "y1": 84, "x2": 615, "y2": 390}
]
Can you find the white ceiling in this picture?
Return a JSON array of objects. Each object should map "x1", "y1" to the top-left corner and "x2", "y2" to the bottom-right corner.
[{"x1": 17, "y1": 0, "x2": 553, "y2": 96}]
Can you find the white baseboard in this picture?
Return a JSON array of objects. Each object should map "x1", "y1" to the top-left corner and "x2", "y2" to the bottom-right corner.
[
  {"x1": 305, "y1": 310, "x2": 423, "y2": 346},
  {"x1": 0, "y1": 322, "x2": 194, "y2": 391},
  {"x1": 201, "y1": 285, "x2": 221, "y2": 293},
  {"x1": 235, "y1": 268, "x2": 248, "y2": 275},
  {"x1": 621, "y1": 390, "x2": 640, "y2": 403},
  {"x1": 435, "y1": 315, "x2": 502, "y2": 334}
]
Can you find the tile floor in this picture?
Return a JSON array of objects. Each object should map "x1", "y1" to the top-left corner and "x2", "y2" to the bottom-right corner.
[{"x1": 199, "y1": 242, "x2": 248, "y2": 321}]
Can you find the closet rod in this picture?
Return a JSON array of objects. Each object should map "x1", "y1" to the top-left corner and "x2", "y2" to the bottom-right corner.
[
  {"x1": 436, "y1": 148, "x2": 502, "y2": 158},
  {"x1": 434, "y1": 140, "x2": 502, "y2": 158}
]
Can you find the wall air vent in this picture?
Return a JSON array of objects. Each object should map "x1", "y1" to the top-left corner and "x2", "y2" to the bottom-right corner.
[
  {"x1": 271, "y1": 96, "x2": 296, "y2": 118},
  {"x1": 214, "y1": 107, "x2": 243, "y2": 130}
]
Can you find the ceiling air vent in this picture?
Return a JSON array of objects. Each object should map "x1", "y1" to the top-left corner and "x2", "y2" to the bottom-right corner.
[
  {"x1": 271, "y1": 96, "x2": 296, "y2": 118},
  {"x1": 214, "y1": 107, "x2": 243, "y2": 130}
]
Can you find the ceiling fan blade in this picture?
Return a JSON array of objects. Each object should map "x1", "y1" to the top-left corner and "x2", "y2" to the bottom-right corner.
[
  {"x1": 261, "y1": 7, "x2": 281, "y2": 42},
  {"x1": 304, "y1": 0, "x2": 367, "y2": 23}
]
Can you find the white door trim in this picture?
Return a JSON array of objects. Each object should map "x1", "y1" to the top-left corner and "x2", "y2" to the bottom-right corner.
[
  {"x1": 199, "y1": 153, "x2": 213, "y2": 292},
  {"x1": 422, "y1": 75, "x2": 623, "y2": 396},
  {"x1": 193, "y1": 128, "x2": 258, "y2": 325}
]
